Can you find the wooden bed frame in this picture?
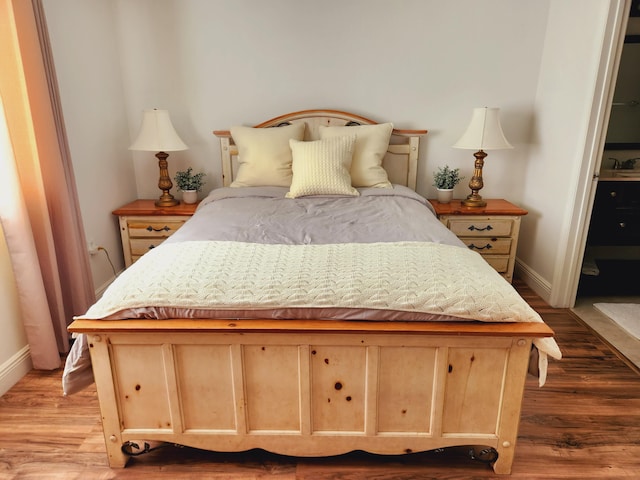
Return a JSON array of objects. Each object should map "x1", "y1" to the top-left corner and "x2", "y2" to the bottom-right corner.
[{"x1": 68, "y1": 110, "x2": 554, "y2": 475}]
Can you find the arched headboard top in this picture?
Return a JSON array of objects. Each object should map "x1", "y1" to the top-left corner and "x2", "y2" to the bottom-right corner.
[{"x1": 213, "y1": 109, "x2": 427, "y2": 190}]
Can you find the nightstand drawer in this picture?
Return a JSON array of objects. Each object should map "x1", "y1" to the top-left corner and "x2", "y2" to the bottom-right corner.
[
  {"x1": 428, "y1": 199, "x2": 527, "y2": 284},
  {"x1": 127, "y1": 220, "x2": 187, "y2": 238},
  {"x1": 113, "y1": 200, "x2": 199, "y2": 268},
  {"x1": 482, "y1": 255, "x2": 510, "y2": 273},
  {"x1": 460, "y1": 237, "x2": 512, "y2": 255},
  {"x1": 446, "y1": 218, "x2": 515, "y2": 237},
  {"x1": 129, "y1": 238, "x2": 166, "y2": 257}
]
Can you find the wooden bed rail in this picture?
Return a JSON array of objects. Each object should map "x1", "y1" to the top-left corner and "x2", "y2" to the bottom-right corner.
[{"x1": 69, "y1": 318, "x2": 554, "y2": 337}]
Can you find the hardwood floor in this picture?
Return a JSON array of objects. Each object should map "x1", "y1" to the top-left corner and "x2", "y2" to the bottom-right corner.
[
  {"x1": 572, "y1": 294, "x2": 640, "y2": 370},
  {"x1": 1, "y1": 280, "x2": 638, "y2": 479}
]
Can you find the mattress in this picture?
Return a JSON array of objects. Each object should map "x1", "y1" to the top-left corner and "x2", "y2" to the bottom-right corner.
[{"x1": 63, "y1": 185, "x2": 561, "y2": 394}]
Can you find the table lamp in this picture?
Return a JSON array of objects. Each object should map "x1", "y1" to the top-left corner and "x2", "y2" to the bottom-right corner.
[
  {"x1": 129, "y1": 109, "x2": 188, "y2": 207},
  {"x1": 453, "y1": 107, "x2": 512, "y2": 207}
]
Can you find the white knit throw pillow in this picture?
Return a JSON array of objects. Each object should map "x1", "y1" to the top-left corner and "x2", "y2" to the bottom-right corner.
[{"x1": 286, "y1": 135, "x2": 358, "y2": 198}]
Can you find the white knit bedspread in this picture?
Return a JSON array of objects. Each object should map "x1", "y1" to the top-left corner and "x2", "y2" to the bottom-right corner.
[
  {"x1": 85, "y1": 240, "x2": 524, "y2": 319},
  {"x1": 81, "y1": 240, "x2": 561, "y2": 383}
]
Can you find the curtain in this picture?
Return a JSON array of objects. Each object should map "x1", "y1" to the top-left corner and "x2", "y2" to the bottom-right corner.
[{"x1": 0, "y1": 0, "x2": 95, "y2": 369}]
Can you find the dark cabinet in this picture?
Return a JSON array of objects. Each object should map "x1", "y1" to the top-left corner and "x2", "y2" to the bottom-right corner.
[{"x1": 587, "y1": 181, "x2": 640, "y2": 246}]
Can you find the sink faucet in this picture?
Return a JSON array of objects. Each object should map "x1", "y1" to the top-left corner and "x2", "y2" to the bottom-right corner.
[{"x1": 610, "y1": 157, "x2": 620, "y2": 169}]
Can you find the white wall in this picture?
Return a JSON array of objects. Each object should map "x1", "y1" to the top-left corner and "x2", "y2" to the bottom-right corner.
[
  {"x1": 517, "y1": 0, "x2": 616, "y2": 295},
  {"x1": 40, "y1": 0, "x2": 617, "y2": 306},
  {"x1": 42, "y1": 0, "x2": 137, "y2": 291},
  {"x1": 114, "y1": 0, "x2": 549, "y2": 204}
]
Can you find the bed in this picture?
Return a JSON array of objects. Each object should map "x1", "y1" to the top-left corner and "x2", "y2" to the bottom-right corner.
[{"x1": 65, "y1": 109, "x2": 561, "y2": 474}]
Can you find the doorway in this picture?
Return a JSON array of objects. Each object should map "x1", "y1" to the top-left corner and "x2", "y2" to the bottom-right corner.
[
  {"x1": 577, "y1": 26, "x2": 640, "y2": 299},
  {"x1": 572, "y1": 9, "x2": 640, "y2": 369}
]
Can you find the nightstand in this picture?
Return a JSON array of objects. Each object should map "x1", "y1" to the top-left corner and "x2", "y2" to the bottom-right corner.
[
  {"x1": 428, "y1": 199, "x2": 528, "y2": 283},
  {"x1": 113, "y1": 200, "x2": 198, "y2": 267}
]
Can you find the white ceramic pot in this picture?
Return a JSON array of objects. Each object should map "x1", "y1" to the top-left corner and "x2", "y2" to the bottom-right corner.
[
  {"x1": 436, "y1": 188, "x2": 454, "y2": 204},
  {"x1": 182, "y1": 190, "x2": 198, "y2": 204}
]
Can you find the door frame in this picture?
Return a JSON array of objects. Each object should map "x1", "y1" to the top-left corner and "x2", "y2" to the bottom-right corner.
[{"x1": 550, "y1": 0, "x2": 630, "y2": 308}]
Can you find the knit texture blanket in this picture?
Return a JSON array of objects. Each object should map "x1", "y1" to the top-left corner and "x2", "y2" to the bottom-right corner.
[{"x1": 80, "y1": 240, "x2": 561, "y2": 383}]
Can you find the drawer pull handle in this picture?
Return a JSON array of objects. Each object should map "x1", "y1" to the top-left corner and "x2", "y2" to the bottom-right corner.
[
  {"x1": 610, "y1": 191, "x2": 617, "y2": 198},
  {"x1": 619, "y1": 222, "x2": 626, "y2": 228},
  {"x1": 147, "y1": 225, "x2": 170, "y2": 232},
  {"x1": 468, "y1": 225, "x2": 493, "y2": 232},
  {"x1": 468, "y1": 243, "x2": 493, "y2": 251}
]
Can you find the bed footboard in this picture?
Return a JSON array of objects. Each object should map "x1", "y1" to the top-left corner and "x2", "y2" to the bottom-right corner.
[{"x1": 70, "y1": 319, "x2": 553, "y2": 474}]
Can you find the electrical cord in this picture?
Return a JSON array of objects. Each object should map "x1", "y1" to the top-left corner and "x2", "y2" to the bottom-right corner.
[{"x1": 97, "y1": 246, "x2": 117, "y2": 277}]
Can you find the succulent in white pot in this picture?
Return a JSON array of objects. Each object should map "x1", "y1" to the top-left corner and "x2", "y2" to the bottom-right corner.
[
  {"x1": 433, "y1": 165, "x2": 464, "y2": 204},
  {"x1": 174, "y1": 167, "x2": 206, "y2": 204}
]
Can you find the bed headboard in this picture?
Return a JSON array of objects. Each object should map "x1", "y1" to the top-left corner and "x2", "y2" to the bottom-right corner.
[{"x1": 213, "y1": 109, "x2": 427, "y2": 190}]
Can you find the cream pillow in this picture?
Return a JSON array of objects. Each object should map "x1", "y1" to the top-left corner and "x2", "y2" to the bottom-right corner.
[
  {"x1": 286, "y1": 135, "x2": 359, "y2": 198},
  {"x1": 230, "y1": 123, "x2": 305, "y2": 187},
  {"x1": 319, "y1": 123, "x2": 393, "y2": 188}
]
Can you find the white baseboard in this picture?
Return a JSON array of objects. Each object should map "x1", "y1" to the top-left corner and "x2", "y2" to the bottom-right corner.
[
  {"x1": 0, "y1": 345, "x2": 32, "y2": 396},
  {"x1": 515, "y1": 259, "x2": 552, "y2": 305}
]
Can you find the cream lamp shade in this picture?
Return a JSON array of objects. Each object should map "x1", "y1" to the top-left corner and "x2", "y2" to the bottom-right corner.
[
  {"x1": 129, "y1": 109, "x2": 188, "y2": 152},
  {"x1": 129, "y1": 109, "x2": 188, "y2": 207},
  {"x1": 453, "y1": 107, "x2": 512, "y2": 207},
  {"x1": 453, "y1": 107, "x2": 513, "y2": 150}
]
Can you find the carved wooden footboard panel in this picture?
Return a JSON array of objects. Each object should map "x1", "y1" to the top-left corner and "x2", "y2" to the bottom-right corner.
[{"x1": 70, "y1": 319, "x2": 553, "y2": 474}]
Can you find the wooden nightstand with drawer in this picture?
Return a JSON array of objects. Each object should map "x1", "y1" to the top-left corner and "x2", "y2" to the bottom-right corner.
[
  {"x1": 428, "y1": 199, "x2": 528, "y2": 283},
  {"x1": 113, "y1": 200, "x2": 198, "y2": 267}
]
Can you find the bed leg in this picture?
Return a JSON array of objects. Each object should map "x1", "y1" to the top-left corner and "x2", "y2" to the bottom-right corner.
[
  {"x1": 468, "y1": 445, "x2": 513, "y2": 474},
  {"x1": 492, "y1": 457, "x2": 513, "y2": 475},
  {"x1": 86, "y1": 335, "x2": 130, "y2": 467},
  {"x1": 492, "y1": 445, "x2": 514, "y2": 475},
  {"x1": 102, "y1": 432, "x2": 129, "y2": 468}
]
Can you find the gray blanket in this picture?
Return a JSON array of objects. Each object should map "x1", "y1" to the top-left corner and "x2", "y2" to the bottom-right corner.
[{"x1": 166, "y1": 185, "x2": 465, "y2": 247}]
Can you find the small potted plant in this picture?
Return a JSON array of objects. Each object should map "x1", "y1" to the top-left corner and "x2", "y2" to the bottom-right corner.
[
  {"x1": 433, "y1": 165, "x2": 464, "y2": 204},
  {"x1": 174, "y1": 167, "x2": 206, "y2": 204}
]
